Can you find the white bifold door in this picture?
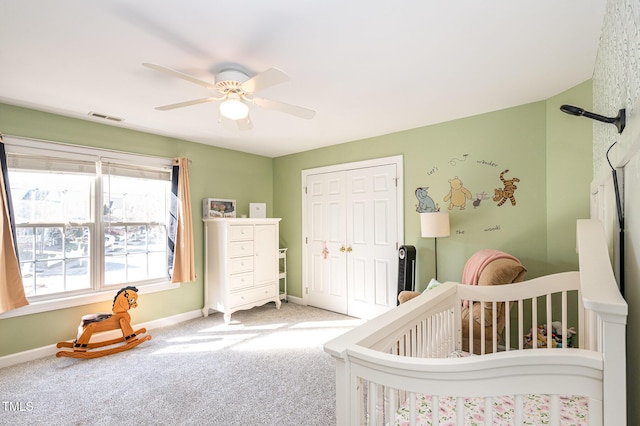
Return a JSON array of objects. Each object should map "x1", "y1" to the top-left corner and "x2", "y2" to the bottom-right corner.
[{"x1": 303, "y1": 157, "x2": 402, "y2": 319}]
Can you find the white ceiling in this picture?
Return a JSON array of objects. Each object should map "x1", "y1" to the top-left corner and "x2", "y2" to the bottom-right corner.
[{"x1": 0, "y1": 0, "x2": 607, "y2": 158}]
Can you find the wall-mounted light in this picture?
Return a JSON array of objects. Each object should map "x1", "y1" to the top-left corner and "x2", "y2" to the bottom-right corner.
[
  {"x1": 560, "y1": 104, "x2": 626, "y2": 134},
  {"x1": 219, "y1": 93, "x2": 249, "y2": 120}
]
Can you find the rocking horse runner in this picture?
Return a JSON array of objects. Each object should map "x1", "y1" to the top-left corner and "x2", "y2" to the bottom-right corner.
[{"x1": 56, "y1": 286, "x2": 151, "y2": 359}]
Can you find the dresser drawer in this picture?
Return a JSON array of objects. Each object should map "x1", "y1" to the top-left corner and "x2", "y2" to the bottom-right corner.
[
  {"x1": 230, "y1": 285, "x2": 277, "y2": 308},
  {"x1": 230, "y1": 225, "x2": 254, "y2": 241},
  {"x1": 229, "y1": 241, "x2": 254, "y2": 258},
  {"x1": 229, "y1": 272, "x2": 254, "y2": 291},
  {"x1": 230, "y1": 256, "x2": 253, "y2": 274}
]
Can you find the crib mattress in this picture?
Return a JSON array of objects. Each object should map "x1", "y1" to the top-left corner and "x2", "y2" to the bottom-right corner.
[{"x1": 395, "y1": 393, "x2": 588, "y2": 425}]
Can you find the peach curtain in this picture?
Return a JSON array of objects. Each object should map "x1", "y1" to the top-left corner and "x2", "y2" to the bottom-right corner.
[
  {"x1": 171, "y1": 157, "x2": 196, "y2": 283},
  {"x1": 0, "y1": 136, "x2": 28, "y2": 313}
]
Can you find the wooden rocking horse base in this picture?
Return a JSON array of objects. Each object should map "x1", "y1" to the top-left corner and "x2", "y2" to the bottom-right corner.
[{"x1": 56, "y1": 328, "x2": 152, "y2": 359}]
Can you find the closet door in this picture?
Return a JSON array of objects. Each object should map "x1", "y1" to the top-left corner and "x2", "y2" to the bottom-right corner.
[
  {"x1": 346, "y1": 164, "x2": 398, "y2": 319},
  {"x1": 304, "y1": 160, "x2": 400, "y2": 319},
  {"x1": 306, "y1": 171, "x2": 348, "y2": 314}
]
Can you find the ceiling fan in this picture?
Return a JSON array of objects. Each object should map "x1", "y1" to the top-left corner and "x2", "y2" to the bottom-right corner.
[{"x1": 142, "y1": 63, "x2": 315, "y2": 130}]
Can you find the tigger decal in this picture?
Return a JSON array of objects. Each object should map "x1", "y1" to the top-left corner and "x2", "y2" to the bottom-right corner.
[{"x1": 493, "y1": 169, "x2": 520, "y2": 207}]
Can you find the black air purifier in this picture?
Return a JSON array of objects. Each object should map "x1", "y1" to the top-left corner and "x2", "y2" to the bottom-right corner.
[{"x1": 397, "y1": 245, "x2": 416, "y2": 305}]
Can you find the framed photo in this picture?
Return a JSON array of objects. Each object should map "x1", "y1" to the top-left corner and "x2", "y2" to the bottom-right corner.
[{"x1": 203, "y1": 198, "x2": 236, "y2": 218}]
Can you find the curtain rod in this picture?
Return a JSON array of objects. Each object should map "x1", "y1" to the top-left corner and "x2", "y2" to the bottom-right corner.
[{"x1": 0, "y1": 132, "x2": 190, "y2": 164}]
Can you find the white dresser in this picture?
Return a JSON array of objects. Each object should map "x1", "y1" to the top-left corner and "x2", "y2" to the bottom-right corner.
[{"x1": 203, "y1": 218, "x2": 282, "y2": 323}]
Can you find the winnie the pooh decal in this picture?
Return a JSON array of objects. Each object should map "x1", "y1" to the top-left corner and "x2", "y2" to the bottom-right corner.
[{"x1": 444, "y1": 176, "x2": 472, "y2": 210}]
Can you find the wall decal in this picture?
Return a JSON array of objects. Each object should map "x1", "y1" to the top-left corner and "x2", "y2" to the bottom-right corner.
[
  {"x1": 448, "y1": 154, "x2": 469, "y2": 166},
  {"x1": 484, "y1": 224, "x2": 502, "y2": 232},
  {"x1": 415, "y1": 187, "x2": 437, "y2": 212},
  {"x1": 443, "y1": 176, "x2": 472, "y2": 210},
  {"x1": 493, "y1": 169, "x2": 520, "y2": 207},
  {"x1": 426, "y1": 166, "x2": 438, "y2": 176},
  {"x1": 477, "y1": 159, "x2": 499, "y2": 167},
  {"x1": 472, "y1": 192, "x2": 490, "y2": 208}
]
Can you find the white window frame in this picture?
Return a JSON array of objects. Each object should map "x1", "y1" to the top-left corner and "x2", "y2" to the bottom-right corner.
[{"x1": 0, "y1": 136, "x2": 178, "y2": 319}]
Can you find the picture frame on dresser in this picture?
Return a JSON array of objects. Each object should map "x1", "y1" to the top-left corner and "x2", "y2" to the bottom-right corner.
[{"x1": 203, "y1": 198, "x2": 236, "y2": 218}]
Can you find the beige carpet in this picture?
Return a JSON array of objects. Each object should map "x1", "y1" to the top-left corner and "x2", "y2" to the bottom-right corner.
[{"x1": 0, "y1": 303, "x2": 363, "y2": 426}]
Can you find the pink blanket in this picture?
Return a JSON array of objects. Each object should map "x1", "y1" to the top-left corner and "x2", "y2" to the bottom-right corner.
[
  {"x1": 462, "y1": 249, "x2": 520, "y2": 285},
  {"x1": 461, "y1": 249, "x2": 520, "y2": 307}
]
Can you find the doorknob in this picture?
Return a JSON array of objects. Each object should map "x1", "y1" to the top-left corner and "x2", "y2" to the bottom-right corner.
[
  {"x1": 340, "y1": 246, "x2": 346, "y2": 252},
  {"x1": 347, "y1": 247, "x2": 353, "y2": 253}
]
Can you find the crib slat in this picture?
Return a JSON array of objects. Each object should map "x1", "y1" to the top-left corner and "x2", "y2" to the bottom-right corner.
[
  {"x1": 532, "y1": 297, "x2": 538, "y2": 349},
  {"x1": 468, "y1": 300, "x2": 474, "y2": 354},
  {"x1": 389, "y1": 387, "x2": 397, "y2": 425},
  {"x1": 547, "y1": 293, "x2": 552, "y2": 349},
  {"x1": 562, "y1": 291, "x2": 568, "y2": 348},
  {"x1": 515, "y1": 394, "x2": 523, "y2": 424},
  {"x1": 432, "y1": 395, "x2": 439, "y2": 426},
  {"x1": 428, "y1": 315, "x2": 433, "y2": 357},
  {"x1": 420, "y1": 318, "x2": 427, "y2": 357},
  {"x1": 370, "y1": 383, "x2": 378, "y2": 425},
  {"x1": 456, "y1": 397, "x2": 464, "y2": 426},
  {"x1": 491, "y1": 301, "x2": 497, "y2": 352},
  {"x1": 435, "y1": 314, "x2": 441, "y2": 357},
  {"x1": 480, "y1": 301, "x2": 486, "y2": 354},
  {"x1": 484, "y1": 397, "x2": 492, "y2": 425},
  {"x1": 518, "y1": 299, "x2": 524, "y2": 350},
  {"x1": 505, "y1": 300, "x2": 511, "y2": 351},
  {"x1": 549, "y1": 394, "x2": 560, "y2": 426},
  {"x1": 409, "y1": 391, "x2": 416, "y2": 426},
  {"x1": 411, "y1": 324, "x2": 417, "y2": 358}
]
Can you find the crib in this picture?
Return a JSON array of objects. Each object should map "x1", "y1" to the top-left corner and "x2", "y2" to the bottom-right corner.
[{"x1": 324, "y1": 220, "x2": 627, "y2": 425}]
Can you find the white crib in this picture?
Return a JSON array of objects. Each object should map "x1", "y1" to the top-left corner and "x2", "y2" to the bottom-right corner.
[{"x1": 324, "y1": 220, "x2": 627, "y2": 425}]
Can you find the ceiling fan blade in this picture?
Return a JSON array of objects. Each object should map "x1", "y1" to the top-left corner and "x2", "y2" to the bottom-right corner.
[
  {"x1": 155, "y1": 97, "x2": 216, "y2": 111},
  {"x1": 241, "y1": 68, "x2": 290, "y2": 94},
  {"x1": 252, "y1": 97, "x2": 316, "y2": 119},
  {"x1": 143, "y1": 62, "x2": 215, "y2": 89}
]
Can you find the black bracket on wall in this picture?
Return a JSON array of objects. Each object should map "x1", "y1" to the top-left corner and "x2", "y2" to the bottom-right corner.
[{"x1": 560, "y1": 104, "x2": 626, "y2": 134}]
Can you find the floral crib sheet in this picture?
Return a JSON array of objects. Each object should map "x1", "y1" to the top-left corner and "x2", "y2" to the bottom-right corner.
[{"x1": 395, "y1": 393, "x2": 588, "y2": 426}]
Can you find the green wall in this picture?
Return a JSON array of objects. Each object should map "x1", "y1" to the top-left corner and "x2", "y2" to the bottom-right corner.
[
  {"x1": 274, "y1": 83, "x2": 593, "y2": 298},
  {"x1": 546, "y1": 80, "x2": 593, "y2": 273},
  {"x1": 0, "y1": 79, "x2": 592, "y2": 358},
  {"x1": 0, "y1": 103, "x2": 274, "y2": 357}
]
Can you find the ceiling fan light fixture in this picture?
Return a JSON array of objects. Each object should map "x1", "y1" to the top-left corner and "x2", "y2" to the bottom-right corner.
[{"x1": 219, "y1": 94, "x2": 249, "y2": 120}]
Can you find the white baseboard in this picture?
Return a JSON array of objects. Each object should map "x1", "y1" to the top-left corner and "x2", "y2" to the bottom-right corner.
[
  {"x1": 285, "y1": 295, "x2": 304, "y2": 305},
  {"x1": 0, "y1": 309, "x2": 203, "y2": 369}
]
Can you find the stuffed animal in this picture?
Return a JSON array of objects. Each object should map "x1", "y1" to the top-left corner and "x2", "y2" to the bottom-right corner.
[{"x1": 524, "y1": 322, "x2": 576, "y2": 349}]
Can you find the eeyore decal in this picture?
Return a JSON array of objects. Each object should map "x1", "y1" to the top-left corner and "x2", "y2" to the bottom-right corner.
[{"x1": 415, "y1": 187, "x2": 436, "y2": 212}]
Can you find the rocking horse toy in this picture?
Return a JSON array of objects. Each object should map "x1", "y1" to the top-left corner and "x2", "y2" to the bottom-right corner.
[{"x1": 56, "y1": 286, "x2": 151, "y2": 359}]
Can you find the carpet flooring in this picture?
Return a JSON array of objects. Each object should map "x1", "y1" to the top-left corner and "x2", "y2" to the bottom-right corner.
[{"x1": 0, "y1": 303, "x2": 363, "y2": 426}]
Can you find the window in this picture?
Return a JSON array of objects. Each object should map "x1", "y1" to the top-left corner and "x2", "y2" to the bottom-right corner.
[{"x1": 5, "y1": 138, "x2": 173, "y2": 303}]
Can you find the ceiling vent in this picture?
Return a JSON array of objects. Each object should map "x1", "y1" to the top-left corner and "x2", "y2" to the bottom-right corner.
[{"x1": 88, "y1": 111, "x2": 125, "y2": 122}]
